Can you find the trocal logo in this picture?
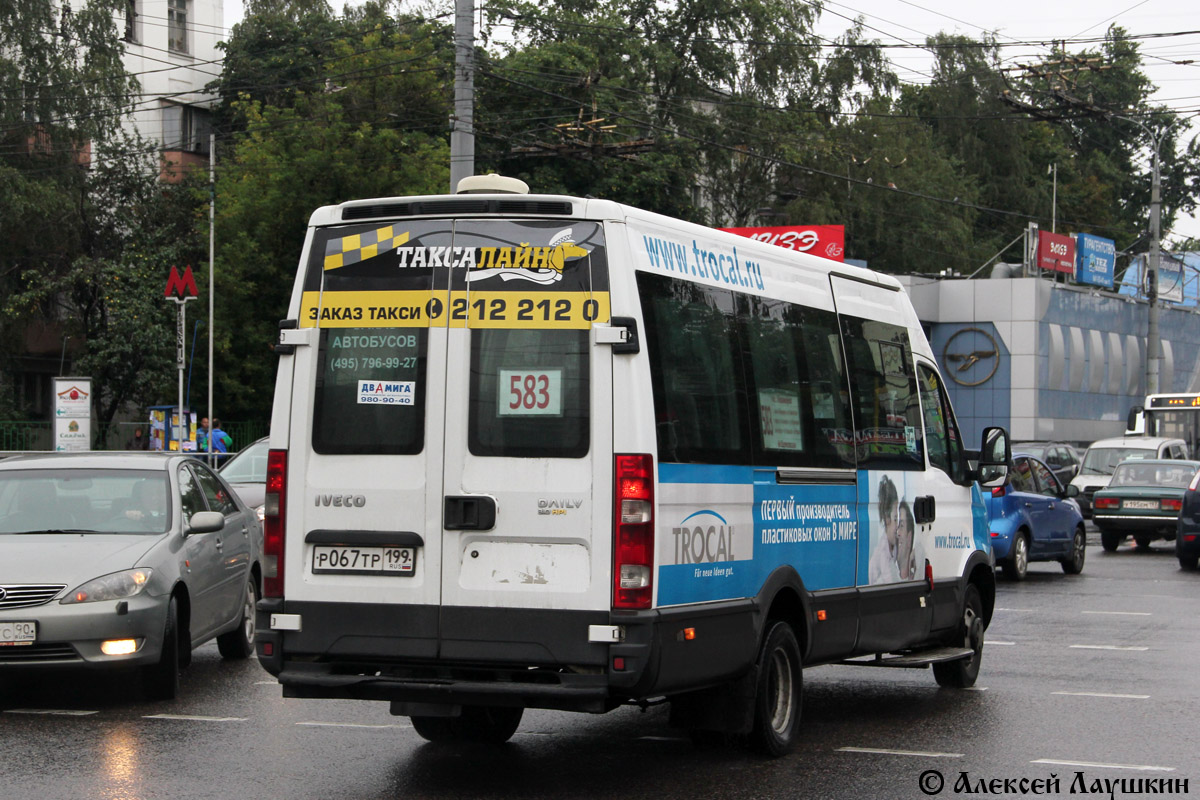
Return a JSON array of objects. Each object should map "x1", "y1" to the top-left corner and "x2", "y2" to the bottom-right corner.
[{"x1": 671, "y1": 510, "x2": 740, "y2": 564}]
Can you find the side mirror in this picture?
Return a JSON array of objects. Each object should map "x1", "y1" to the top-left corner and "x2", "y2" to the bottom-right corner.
[
  {"x1": 187, "y1": 511, "x2": 225, "y2": 535},
  {"x1": 975, "y1": 426, "x2": 1010, "y2": 488},
  {"x1": 1066, "y1": 484, "x2": 1080, "y2": 498},
  {"x1": 1127, "y1": 405, "x2": 1144, "y2": 433}
]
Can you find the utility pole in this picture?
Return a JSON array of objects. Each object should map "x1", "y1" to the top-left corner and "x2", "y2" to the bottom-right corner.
[
  {"x1": 208, "y1": 133, "x2": 216, "y2": 465},
  {"x1": 1147, "y1": 138, "x2": 1162, "y2": 395},
  {"x1": 450, "y1": 0, "x2": 474, "y2": 192}
]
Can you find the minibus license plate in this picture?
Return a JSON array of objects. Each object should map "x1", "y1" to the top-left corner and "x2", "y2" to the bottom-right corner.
[
  {"x1": 312, "y1": 545, "x2": 416, "y2": 575},
  {"x1": 0, "y1": 621, "x2": 36, "y2": 646}
]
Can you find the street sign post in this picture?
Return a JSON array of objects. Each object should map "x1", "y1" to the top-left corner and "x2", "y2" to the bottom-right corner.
[{"x1": 164, "y1": 265, "x2": 199, "y2": 451}]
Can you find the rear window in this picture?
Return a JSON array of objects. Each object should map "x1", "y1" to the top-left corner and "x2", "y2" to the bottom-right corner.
[
  {"x1": 468, "y1": 329, "x2": 589, "y2": 458},
  {"x1": 313, "y1": 329, "x2": 428, "y2": 455}
]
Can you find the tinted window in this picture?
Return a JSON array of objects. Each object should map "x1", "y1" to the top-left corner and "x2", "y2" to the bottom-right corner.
[
  {"x1": 917, "y1": 364, "x2": 965, "y2": 482},
  {"x1": 313, "y1": 328, "x2": 427, "y2": 455},
  {"x1": 1009, "y1": 457, "x2": 1035, "y2": 493},
  {"x1": 178, "y1": 465, "x2": 206, "y2": 520},
  {"x1": 192, "y1": 465, "x2": 239, "y2": 515},
  {"x1": 841, "y1": 316, "x2": 924, "y2": 470},
  {"x1": 1028, "y1": 459, "x2": 1059, "y2": 496},
  {"x1": 638, "y1": 274, "x2": 750, "y2": 464},
  {"x1": 743, "y1": 296, "x2": 855, "y2": 469},
  {"x1": 468, "y1": 329, "x2": 589, "y2": 458}
]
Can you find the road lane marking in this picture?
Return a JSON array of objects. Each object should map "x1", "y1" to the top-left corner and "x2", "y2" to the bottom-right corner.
[
  {"x1": 838, "y1": 747, "x2": 963, "y2": 758},
  {"x1": 143, "y1": 714, "x2": 247, "y2": 722},
  {"x1": 296, "y1": 721, "x2": 410, "y2": 729},
  {"x1": 1069, "y1": 645, "x2": 1149, "y2": 651},
  {"x1": 254, "y1": 681, "x2": 279, "y2": 686},
  {"x1": 988, "y1": 641, "x2": 1016, "y2": 646},
  {"x1": 1051, "y1": 691, "x2": 1150, "y2": 699},
  {"x1": 994, "y1": 608, "x2": 1034, "y2": 612},
  {"x1": 1082, "y1": 611, "x2": 1151, "y2": 617},
  {"x1": 4, "y1": 709, "x2": 98, "y2": 716},
  {"x1": 963, "y1": 687, "x2": 989, "y2": 692},
  {"x1": 1032, "y1": 759, "x2": 1174, "y2": 772}
]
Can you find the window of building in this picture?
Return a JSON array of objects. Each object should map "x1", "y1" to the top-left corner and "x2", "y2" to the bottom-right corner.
[
  {"x1": 167, "y1": 0, "x2": 188, "y2": 54},
  {"x1": 161, "y1": 104, "x2": 211, "y2": 153},
  {"x1": 124, "y1": 0, "x2": 138, "y2": 43}
]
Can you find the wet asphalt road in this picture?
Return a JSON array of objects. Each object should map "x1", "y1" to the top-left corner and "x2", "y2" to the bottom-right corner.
[{"x1": 3, "y1": 527, "x2": 1197, "y2": 800}]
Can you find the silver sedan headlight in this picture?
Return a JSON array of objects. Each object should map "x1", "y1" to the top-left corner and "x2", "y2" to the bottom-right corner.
[{"x1": 61, "y1": 569, "x2": 154, "y2": 604}]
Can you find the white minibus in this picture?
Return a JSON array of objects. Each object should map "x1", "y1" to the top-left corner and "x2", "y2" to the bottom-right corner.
[{"x1": 257, "y1": 176, "x2": 1010, "y2": 755}]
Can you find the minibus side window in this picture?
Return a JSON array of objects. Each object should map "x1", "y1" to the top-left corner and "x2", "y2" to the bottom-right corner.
[
  {"x1": 638, "y1": 273, "x2": 751, "y2": 465},
  {"x1": 917, "y1": 363, "x2": 968, "y2": 484},
  {"x1": 743, "y1": 296, "x2": 855, "y2": 469},
  {"x1": 841, "y1": 316, "x2": 924, "y2": 470}
]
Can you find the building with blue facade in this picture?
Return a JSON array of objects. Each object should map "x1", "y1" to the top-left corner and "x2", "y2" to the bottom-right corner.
[{"x1": 901, "y1": 274, "x2": 1200, "y2": 445}]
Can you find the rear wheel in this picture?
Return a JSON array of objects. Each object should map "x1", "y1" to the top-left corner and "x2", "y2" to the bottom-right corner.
[
  {"x1": 1002, "y1": 533, "x2": 1029, "y2": 580},
  {"x1": 411, "y1": 706, "x2": 523, "y2": 744},
  {"x1": 933, "y1": 583, "x2": 984, "y2": 688},
  {"x1": 217, "y1": 578, "x2": 257, "y2": 659},
  {"x1": 142, "y1": 596, "x2": 180, "y2": 701},
  {"x1": 1101, "y1": 530, "x2": 1123, "y2": 552},
  {"x1": 1179, "y1": 554, "x2": 1199, "y2": 570},
  {"x1": 1061, "y1": 527, "x2": 1086, "y2": 574},
  {"x1": 410, "y1": 716, "x2": 458, "y2": 742},
  {"x1": 1134, "y1": 535, "x2": 1153, "y2": 550},
  {"x1": 749, "y1": 621, "x2": 802, "y2": 757}
]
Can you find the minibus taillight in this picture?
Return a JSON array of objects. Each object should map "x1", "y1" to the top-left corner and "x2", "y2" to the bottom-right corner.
[
  {"x1": 264, "y1": 449, "x2": 288, "y2": 598},
  {"x1": 613, "y1": 454, "x2": 654, "y2": 610}
]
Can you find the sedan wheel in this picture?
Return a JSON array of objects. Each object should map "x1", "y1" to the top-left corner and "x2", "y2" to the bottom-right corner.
[
  {"x1": 1061, "y1": 527, "x2": 1086, "y2": 574},
  {"x1": 217, "y1": 578, "x2": 257, "y2": 660},
  {"x1": 1003, "y1": 533, "x2": 1029, "y2": 580},
  {"x1": 142, "y1": 596, "x2": 181, "y2": 701}
]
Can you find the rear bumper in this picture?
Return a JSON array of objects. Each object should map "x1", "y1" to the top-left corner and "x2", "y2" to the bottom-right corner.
[
  {"x1": 1094, "y1": 514, "x2": 1176, "y2": 536},
  {"x1": 255, "y1": 597, "x2": 757, "y2": 712}
]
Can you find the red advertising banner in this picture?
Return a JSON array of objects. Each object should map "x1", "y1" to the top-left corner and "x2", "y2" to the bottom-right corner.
[
  {"x1": 720, "y1": 224, "x2": 845, "y2": 262},
  {"x1": 1037, "y1": 230, "x2": 1075, "y2": 274}
]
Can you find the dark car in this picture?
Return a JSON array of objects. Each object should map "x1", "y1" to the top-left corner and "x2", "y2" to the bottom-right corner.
[
  {"x1": 1176, "y1": 469, "x2": 1200, "y2": 570},
  {"x1": 1093, "y1": 459, "x2": 1200, "y2": 553},
  {"x1": 0, "y1": 452, "x2": 263, "y2": 699},
  {"x1": 1013, "y1": 441, "x2": 1082, "y2": 486},
  {"x1": 984, "y1": 453, "x2": 1086, "y2": 580},
  {"x1": 218, "y1": 437, "x2": 268, "y2": 522}
]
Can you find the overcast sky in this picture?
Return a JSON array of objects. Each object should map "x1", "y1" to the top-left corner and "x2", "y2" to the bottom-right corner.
[{"x1": 219, "y1": 0, "x2": 1200, "y2": 242}]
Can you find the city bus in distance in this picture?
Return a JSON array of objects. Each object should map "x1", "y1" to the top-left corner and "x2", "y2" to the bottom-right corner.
[
  {"x1": 1129, "y1": 394, "x2": 1200, "y2": 456},
  {"x1": 256, "y1": 175, "x2": 1011, "y2": 755}
]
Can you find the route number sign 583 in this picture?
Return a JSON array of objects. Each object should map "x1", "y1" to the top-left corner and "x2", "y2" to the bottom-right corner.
[{"x1": 498, "y1": 369, "x2": 562, "y2": 416}]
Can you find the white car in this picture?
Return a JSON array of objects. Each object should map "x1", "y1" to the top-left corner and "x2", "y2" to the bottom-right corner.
[{"x1": 1069, "y1": 436, "x2": 1189, "y2": 517}]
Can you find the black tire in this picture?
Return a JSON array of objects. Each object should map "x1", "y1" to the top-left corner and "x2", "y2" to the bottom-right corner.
[
  {"x1": 1101, "y1": 530, "x2": 1123, "y2": 552},
  {"x1": 1134, "y1": 535, "x2": 1152, "y2": 550},
  {"x1": 933, "y1": 583, "x2": 985, "y2": 688},
  {"x1": 749, "y1": 621, "x2": 802, "y2": 758},
  {"x1": 1002, "y1": 533, "x2": 1029, "y2": 580},
  {"x1": 1061, "y1": 526, "x2": 1086, "y2": 574},
  {"x1": 142, "y1": 596, "x2": 180, "y2": 701},
  {"x1": 411, "y1": 716, "x2": 459, "y2": 742},
  {"x1": 1178, "y1": 554, "x2": 1199, "y2": 570},
  {"x1": 217, "y1": 577, "x2": 257, "y2": 660},
  {"x1": 455, "y1": 706, "x2": 524, "y2": 743}
]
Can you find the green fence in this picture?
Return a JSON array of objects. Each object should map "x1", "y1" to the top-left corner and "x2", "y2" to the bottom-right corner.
[{"x1": 0, "y1": 420, "x2": 269, "y2": 452}]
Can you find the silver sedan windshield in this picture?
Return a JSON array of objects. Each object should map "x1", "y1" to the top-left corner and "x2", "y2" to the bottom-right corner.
[{"x1": 0, "y1": 469, "x2": 171, "y2": 534}]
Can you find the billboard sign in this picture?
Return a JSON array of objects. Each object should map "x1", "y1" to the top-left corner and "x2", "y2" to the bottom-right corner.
[
  {"x1": 720, "y1": 225, "x2": 845, "y2": 262},
  {"x1": 1074, "y1": 233, "x2": 1116, "y2": 288},
  {"x1": 1158, "y1": 256, "x2": 1185, "y2": 303},
  {"x1": 53, "y1": 377, "x2": 91, "y2": 451},
  {"x1": 1037, "y1": 230, "x2": 1075, "y2": 274}
]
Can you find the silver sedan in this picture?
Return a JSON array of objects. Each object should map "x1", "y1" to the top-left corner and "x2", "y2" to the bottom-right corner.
[{"x1": 0, "y1": 452, "x2": 263, "y2": 699}]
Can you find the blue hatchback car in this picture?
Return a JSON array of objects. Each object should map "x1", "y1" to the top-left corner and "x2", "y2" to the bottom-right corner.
[{"x1": 985, "y1": 453, "x2": 1086, "y2": 580}]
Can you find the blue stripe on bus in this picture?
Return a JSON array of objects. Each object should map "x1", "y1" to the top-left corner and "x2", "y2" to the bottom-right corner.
[{"x1": 658, "y1": 463, "x2": 756, "y2": 484}]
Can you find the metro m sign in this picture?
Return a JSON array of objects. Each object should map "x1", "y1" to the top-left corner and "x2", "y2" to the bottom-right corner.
[
  {"x1": 164, "y1": 265, "x2": 199, "y2": 302},
  {"x1": 1037, "y1": 231, "x2": 1075, "y2": 274}
]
